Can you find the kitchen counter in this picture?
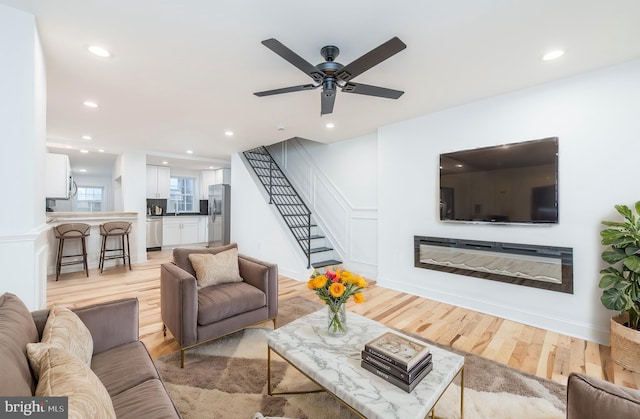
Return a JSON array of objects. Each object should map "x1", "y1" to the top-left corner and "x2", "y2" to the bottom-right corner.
[
  {"x1": 45, "y1": 212, "x2": 140, "y2": 277},
  {"x1": 46, "y1": 212, "x2": 138, "y2": 223}
]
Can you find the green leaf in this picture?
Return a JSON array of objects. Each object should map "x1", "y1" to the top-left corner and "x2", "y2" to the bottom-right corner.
[
  {"x1": 599, "y1": 273, "x2": 623, "y2": 288},
  {"x1": 602, "y1": 221, "x2": 632, "y2": 229},
  {"x1": 600, "y1": 230, "x2": 625, "y2": 245},
  {"x1": 602, "y1": 249, "x2": 628, "y2": 264},
  {"x1": 601, "y1": 288, "x2": 630, "y2": 311},
  {"x1": 616, "y1": 204, "x2": 634, "y2": 223},
  {"x1": 635, "y1": 201, "x2": 640, "y2": 217},
  {"x1": 625, "y1": 246, "x2": 640, "y2": 256},
  {"x1": 624, "y1": 255, "x2": 640, "y2": 273}
]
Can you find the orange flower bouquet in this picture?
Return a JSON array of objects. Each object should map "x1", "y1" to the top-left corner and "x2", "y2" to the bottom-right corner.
[{"x1": 308, "y1": 268, "x2": 366, "y2": 335}]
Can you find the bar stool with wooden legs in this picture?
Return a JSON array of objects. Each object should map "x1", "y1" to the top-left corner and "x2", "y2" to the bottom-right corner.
[
  {"x1": 53, "y1": 223, "x2": 91, "y2": 281},
  {"x1": 99, "y1": 221, "x2": 132, "y2": 273}
]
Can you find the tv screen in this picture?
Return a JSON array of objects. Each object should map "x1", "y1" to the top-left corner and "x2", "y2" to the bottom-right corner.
[{"x1": 439, "y1": 137, "x2": 558, "y2": 224}]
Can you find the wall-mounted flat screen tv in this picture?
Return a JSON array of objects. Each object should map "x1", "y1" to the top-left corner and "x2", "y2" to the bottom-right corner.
[{"x1": 439, "y1": 137, "x2": 558, "y2": 224}]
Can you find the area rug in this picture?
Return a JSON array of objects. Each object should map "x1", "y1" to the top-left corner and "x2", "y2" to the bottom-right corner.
[{"x1": 155, "y1": 297, "x2": 566, "y2": 419}]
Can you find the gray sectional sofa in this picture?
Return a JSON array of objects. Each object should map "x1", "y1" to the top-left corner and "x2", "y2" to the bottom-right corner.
[{"x1": 0, "y1": 293, "x2": 180, "y2": 418}]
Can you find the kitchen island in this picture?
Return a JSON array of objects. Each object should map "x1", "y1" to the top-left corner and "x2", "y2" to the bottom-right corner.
[{"x1": 45, "y1": 212, "x2": 140, "y2": 277}]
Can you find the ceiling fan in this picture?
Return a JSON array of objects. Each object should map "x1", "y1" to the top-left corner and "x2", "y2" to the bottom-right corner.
[{"x1": 254, "y1": 37, "x2": 407, "y2": 115}]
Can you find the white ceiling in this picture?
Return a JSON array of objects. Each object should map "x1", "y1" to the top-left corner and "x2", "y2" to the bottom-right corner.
[{"x1": 4, "y1": 0, "x2": 640, "y2": 171}]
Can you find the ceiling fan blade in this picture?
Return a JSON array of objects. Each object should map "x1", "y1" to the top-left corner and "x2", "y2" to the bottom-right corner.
[
  {"x1": 335, "y1": 37, "x2": 406, "y2": 82},
  {"x1": 341, "y1": 82, "x2": 404, "y2": 99},
  {"x1": 320, "y1": 89, "x2": 336, "y2": 115},
  {"x1": 254, "y1": 84, "x2": 318, "y2": 97},
  {"x1": 261, "y1": 39, "x2": 325, "y2": 83}
]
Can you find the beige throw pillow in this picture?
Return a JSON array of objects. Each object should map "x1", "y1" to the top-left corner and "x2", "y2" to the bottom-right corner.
[
  {"x1": 27, "y1": 345, "x2": 116, "y2": 419},
  {"x1": 41, "y1": 305, "x2": 93, "y2": 367},
  {"x1": 188, "y1": 248, "x2": 243, "y2": 288}
]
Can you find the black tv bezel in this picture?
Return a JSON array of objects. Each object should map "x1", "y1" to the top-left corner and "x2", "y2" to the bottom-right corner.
[{"x1": 439, "y1": 137, "x2": 559, "y2": 225}]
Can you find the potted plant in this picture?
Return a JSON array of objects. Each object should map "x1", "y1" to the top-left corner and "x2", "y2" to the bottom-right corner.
[{"x1": 599, "y1": 201, "x2": 640, "y2": 372}]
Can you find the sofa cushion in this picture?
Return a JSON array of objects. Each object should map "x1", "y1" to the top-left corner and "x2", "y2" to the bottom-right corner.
[
  {"x1": 0, "y1": 293, "x2": 39, "y2": 396},
  {"x1": 173, "y1": 243, "x2": 238, "y2": 277},
  {"x1": 189, "y1": 247, "x2": 243, "y2": 288},
  {"x1": 42, "y1": 305, "x2": 93, "y2": 366},
  {"x1": 29, "y1": 345, "x2": 116, "y2": 419},
  {"x1": 111, "y1": 379, "x2": 180, "y2": 419},
  {"x1": 90, "y1": 341, "x2": 159, "y2": 397},
  {"x1": 197, "y1": 282, "x2": 266, "y2": 326}
]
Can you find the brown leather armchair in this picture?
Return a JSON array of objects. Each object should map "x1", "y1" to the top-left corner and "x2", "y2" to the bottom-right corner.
[{"x1": 160, "y1": 243, "x2": 278, "y2": 367}]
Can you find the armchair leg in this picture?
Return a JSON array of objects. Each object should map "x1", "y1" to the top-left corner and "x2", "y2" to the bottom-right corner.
[
  {"x1": 163, "y1": 324, "x2": 167, "y2": 337},
  {"x1": 180, "y1": 349, "x2": 185, "y2": 369},
  {"x1": 272, "y1": 318, "x2": 277, "y2": 329}
]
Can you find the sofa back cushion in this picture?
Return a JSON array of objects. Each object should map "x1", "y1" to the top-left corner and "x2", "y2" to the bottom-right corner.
[
  {"x1": 173, "y1": 243, "x2": 238, "y2": 277},
  {"x1": 0, "y1": 293, "x2": 39, "y2": 396}
]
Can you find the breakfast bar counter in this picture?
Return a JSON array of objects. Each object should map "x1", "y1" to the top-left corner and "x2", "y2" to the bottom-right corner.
[{"x1": 45, "y1": 212, "x2": 140, "y2": 277}]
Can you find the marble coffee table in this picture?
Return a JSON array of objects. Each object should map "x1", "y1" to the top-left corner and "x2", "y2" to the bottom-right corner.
[{"x1": 266, "y1": 309, "x2": 464, "y2": 419}]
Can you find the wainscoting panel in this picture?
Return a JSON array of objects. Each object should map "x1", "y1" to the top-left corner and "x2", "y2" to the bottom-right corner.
[{"x1": 350, "y1": 213, "x2": 377, "y2": 266}]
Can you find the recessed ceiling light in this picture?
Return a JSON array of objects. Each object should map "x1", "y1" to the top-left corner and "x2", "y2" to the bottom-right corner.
[
  {"x1": 186, "y1": 150, "x2": 193, "y2": 154},
  {"x1": 78, "y1": 169, "x2": 87, "y2": 173},
  {"x1": 541, "y1": 49, "x2": 565, "y2": 61},
  {"x1": 83, "y1": 101, "x2": 98, "y2": 108},
  {"x1": 81, "y1": 135, "x2": 92, "y2": 140},
  {"x1": 80, "y1": 149, "x2": 89, "y2": 154},
  {"x1": 325, "y1": 122, "x2": 335, "y2": 129},
  {"x1": 162, "y1": 161, "x2": 169, "y2": 165},
  {"x1": 209, "y1": 166, "x2": 214, "y2": 169},
  {"x1": 98, "y1": 149, "x2": 105, "y2": 153},
  {"x1": 455, "y1": 164, "x2": 463, "y2": 168},
  {"x1": 88, "y1": 46, "x2": 110, "y2": 58},
  {"x1": 224, "y1": 130, "x2": 234, "y2": 136}
]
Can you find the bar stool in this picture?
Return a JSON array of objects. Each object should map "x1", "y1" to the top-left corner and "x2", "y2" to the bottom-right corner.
[
  {"x1": 99, "y1": 221, "x2": 132, "y2": 273},
  {"x1": 53, "y1": 223, "x2": 91, "y2": 281}
]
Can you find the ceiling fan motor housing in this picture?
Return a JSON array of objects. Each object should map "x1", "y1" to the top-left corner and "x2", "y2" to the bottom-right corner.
[{"x1": 320, "y1": 45, "x2": 340, "y2": 61}]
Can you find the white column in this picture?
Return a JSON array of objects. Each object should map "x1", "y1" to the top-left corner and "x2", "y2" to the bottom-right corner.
[
  {"x1": 0, "y1": 5, "x2": 48, "y2": 309},
  {"x1": 114, "y1": 152, "x2": 147, "y2": 263}
]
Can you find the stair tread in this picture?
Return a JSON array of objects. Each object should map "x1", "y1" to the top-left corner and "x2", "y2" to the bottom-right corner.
[
  {"x1": 298, "y1": 235, "x2": 325, "y2": 240},
  {"x1": 309, "y1": 246, "x2": 333, "y2": 253},
  {"x1": 312, "y1": 260, "x2": 342, "y2": 269}
]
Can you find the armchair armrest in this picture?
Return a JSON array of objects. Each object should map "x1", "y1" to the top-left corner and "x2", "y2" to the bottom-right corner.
[
  {"x1": 238, "y1": 254, "x2": 278, "y2": 319},
  {"x1": 72, "y1": 298, "x2": 139, "y2": 355},
  {"x1": 567, "y1": 373, "x2": 640, "y2": 418},
  {"x1": 161, "y1": 262, "x2": 198, "y2": 347}
]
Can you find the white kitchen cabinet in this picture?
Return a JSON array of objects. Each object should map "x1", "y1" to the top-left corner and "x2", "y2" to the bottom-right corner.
[
  {"x1": 45, "y1": 153, "x2": 72, "y2": 199},
  {"x1": 146, "y1": 165, "x2": 170, "y2": 199},
  {"x1": 162, "y1": 216, "x2": 203, "y2": 246},
  {"x1": 215, "y1": 168, "x2": 230, "y2": 185},
  {"x1": 200, "y1": 170, "x2": 216, "y2": 198},
  {"x1": 198, "y1": 217, "x2": 208, "y2": 243}
]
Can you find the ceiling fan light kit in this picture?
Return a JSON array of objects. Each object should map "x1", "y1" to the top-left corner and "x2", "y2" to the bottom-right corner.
[{"x1": 254, "y1": 37, "x2": 406, "y2": 115}]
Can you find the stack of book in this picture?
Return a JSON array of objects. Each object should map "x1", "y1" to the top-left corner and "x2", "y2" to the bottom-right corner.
[{"x1": 360, "y1": 331, "x2": 433, "y2": 393}]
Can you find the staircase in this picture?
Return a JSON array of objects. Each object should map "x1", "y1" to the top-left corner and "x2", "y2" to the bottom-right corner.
[{"x1": 243, "y1": 146, "x2": 341, "y2": 269}]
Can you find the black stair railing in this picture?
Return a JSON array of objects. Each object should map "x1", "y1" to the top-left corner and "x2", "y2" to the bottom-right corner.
[{"x1": 243, "y1": 146, "x2": 340, "y2": 269}]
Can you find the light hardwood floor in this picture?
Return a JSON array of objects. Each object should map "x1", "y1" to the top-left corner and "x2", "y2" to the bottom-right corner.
[{"x1": 46, "y1": 250, "x2": 640, "y2": 390}]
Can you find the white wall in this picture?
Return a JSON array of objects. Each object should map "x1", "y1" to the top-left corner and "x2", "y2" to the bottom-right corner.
[
  {"x1": 230, "y1": 153, "x2": 308, "y2": 280},
  {"x1": 378, "y1": 58, "x2": 640, "y2": 345},
  {"x1": 0, "y1": 5, "x2": 48, "y2": 309}
]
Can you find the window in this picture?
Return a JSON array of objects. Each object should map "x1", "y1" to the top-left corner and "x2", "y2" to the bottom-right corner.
[
  {"x1": 76, "y1": 186, "x2": 103, "y2": 212},
  {"x1": 170, "y1": 176, "x2": 196, "y2": 212}
]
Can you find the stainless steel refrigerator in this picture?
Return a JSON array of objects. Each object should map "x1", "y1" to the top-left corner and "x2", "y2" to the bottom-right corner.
[{"x1": 208, "y1": 184, "x2": 230, "y2": 247}]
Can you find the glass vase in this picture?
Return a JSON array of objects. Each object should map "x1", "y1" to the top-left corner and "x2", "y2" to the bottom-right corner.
[{"x1": 327, "y1": 302, "x2": 347, "y2": 336}]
